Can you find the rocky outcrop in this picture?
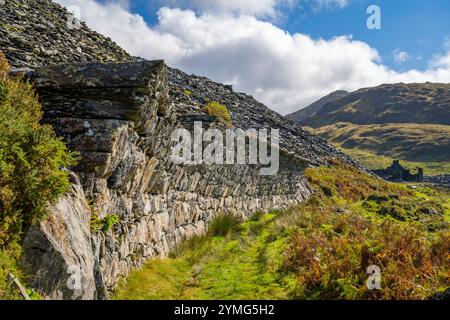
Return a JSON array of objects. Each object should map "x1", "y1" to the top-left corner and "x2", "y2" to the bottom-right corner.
[{"x1": 20, "y1": 172, "x2": 96, "y2": 300}]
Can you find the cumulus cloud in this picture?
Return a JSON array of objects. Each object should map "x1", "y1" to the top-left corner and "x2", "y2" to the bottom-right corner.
[{"x1": 54, "y1": 0, "x2": 450, "y2": 115}]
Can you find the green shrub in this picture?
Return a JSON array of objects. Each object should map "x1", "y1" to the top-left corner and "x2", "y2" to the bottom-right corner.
[
  {"x1": 102, "y1": 215, "x2": 120, "y2": 232},
  {"x1": 202, "y1": 101, "x2": 232, "y2": 127},
  {"x1": 0, "y1": 51, "x2": 75, "y2": 246},
  {"x1": 209, "y1": 214, "x2": 241, "y2": 237},
  {"x1": 183, "y1": 89, "x2": 192, "y2": 96},
  {"x1": 90, "y1": 210, "x2": 119, "y2": 233}
]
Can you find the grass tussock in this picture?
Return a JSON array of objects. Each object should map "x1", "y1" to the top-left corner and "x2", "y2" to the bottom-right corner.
[
  {"x1": 209, "y1": 214, "x2": 241, "y2": 237},
  {"x1": 203, "y1": 101, "x2": 232, "y2": 127},
  {"x1": 115, "y1": 164, "x2": 450, "y2": 300}
]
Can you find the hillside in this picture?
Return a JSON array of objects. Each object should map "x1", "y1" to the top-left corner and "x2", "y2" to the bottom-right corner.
[
  {"x1": 288, "y1": 83, "x2": 450, "y2": 174},
  {"x1": 310, "y1": 122, "x2": 450, "y2": 163},
  {"x1": 293, "y1": 83, "x2": 450, "y2": 128},
  {"x1": 286, "y1": 90, "x2": 348, "y2": 123}
]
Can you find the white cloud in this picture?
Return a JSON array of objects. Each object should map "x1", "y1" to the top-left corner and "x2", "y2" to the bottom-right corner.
[
  {"x1": 149, "y1": 0, "x2": 296, "y2": 17},
  {"x1": 54, "y1": 0, "x2": 450, "y2": 115},
  {"x1": 393, "y1": 49, "x2": 409, "y2": 64},
  {"x1": 311, "y1": 0, "x2": 349, "y2": 10}
]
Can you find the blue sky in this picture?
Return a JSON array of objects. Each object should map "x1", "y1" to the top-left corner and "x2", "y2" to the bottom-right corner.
[
  {"x1": 56, "y1": 0, "x2": 450, "y2": 114},
  {"x1": 285, "y1": 0, "x2": 450, "y2": 71},
  {"x1": 126, "y1": 0, "x2": 450, "y2": 72}
]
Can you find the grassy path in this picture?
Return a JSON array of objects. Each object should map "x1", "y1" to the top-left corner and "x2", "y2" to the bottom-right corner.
[{"x1": 114, "y1": 213, "x2": 294, "y2": 300}]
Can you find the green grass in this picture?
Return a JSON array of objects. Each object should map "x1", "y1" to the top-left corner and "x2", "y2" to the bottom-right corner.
[
  {"x1": 114, "y1": 213, "x2": 294, "y2": 300},
  {"x1": 114, "y1": 165, "x2": 450, "y2": 300}
]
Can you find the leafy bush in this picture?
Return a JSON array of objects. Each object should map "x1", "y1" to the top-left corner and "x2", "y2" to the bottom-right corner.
[
  {"x1": 202, "y1": 101, "x2": 232, "y2": 127},
  {"x1": 0, "y1": 51, "x2": 75, "y2": 246}
]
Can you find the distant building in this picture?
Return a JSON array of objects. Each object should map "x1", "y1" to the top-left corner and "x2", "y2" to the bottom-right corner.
[{"x1": 373, "y1": 160, "x2": 424, "y2": 182}]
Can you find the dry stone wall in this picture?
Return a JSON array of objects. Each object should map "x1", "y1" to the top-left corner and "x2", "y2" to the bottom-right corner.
[{"x1": 21, "y1": 61, "x2": 312, "y2": 299}]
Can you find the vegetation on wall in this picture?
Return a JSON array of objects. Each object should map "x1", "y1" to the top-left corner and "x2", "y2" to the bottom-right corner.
[
  {"x1": 203, "y1": 101, "x2": 232, "y2": 127},
  {"x1": 0, "y1": 51, "x2": 75, "y2": 299},
  {"x1": 0, "y1": 51, "x2": 75, "y2": 245},
  {"x1": 90, "y1": 209, "x2": 120, "y2": 233}
]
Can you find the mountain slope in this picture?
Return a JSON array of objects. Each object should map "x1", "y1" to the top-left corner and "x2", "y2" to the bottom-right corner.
[
  {"x1": 288, "y1": 83, "x2": 450, "y2": 173},
  {"x1": 286, "y1": 90, "x2": 348, "y2": 123},
  {"x1": 310, "y1": 122, "x2": 450, "y2": 162},
  {"x1": 294, "y1": 83, "x2": 450, "y2": 128}
]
